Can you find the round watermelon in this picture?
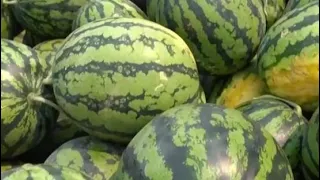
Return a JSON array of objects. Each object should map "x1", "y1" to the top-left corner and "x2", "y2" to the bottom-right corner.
[
  {"x1": 51, "y1": 17, "x2": 204, "y2": 143},
  {"x1": 72, "y1": 0, "x2": 147, "y2": 30},
  {"x1": 111, "y1": 103, "x2": 294, "y2": 179},
  {"x1": 257, "y1": 1, "x2": 319, "y2": 112},
  {"x1": 1, "y1": 164, "x2": 91, "y2": 180},
  {"x1": 301, "y1": 107, "x2": 319, "y2": 180},
  {"x1": 9, "y1": 0, "x2": 89, "y2": 38},
  {"x1": 236, "y1": 95, "x2": 307, "y2": 170},
  {"x1": 1, "y1": 39, "x2": 58, "y2": 159},
  {"x1": 45, "y1": 136, "x2": 125, "y2": 180},
  {"x1": 146, "y1": 0, "x2": 266, "y2": 75}
]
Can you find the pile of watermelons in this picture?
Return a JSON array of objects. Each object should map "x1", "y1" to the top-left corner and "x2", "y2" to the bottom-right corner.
[{"x1": 1, "y1": 0, "x2": 319, "y2": 179}]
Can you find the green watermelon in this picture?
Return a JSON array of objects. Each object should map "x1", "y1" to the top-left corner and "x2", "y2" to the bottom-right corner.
[
  {"x1": 284, "y1": 0, "x2": 318, "y2": 13},
  {"x1": 146, "y1": 0, "x2": 266, "y2": 75},
  {"x1": 51, "y1": 17, "x2": 204, "y2": 143},
  {"x1": 256, "y1": 1, "x2": 319, "y2": 112},
  {"x1": 72, "y1": 0, "x2": 147, "y2": 30},
  {"x1": 1, "y1": 39, "x2": 58, "y2": 159},
  {"x1": 1, "y1": 164, "x2": 91, "y2": 180},
  {"x1": 111, "y1": 103, "x2": 294, "y2": 179},
  {"x1": 33, "y1": 39, "x2": 65, "y2": 68},
  {"x1": 208, "y1": 61, "x2": 267, "y2": 108},
  {"x1": 301, "y1": 107, "x2": 319, "y2": 180},
  {"x1": 236, "y1": 95, "x2": 307, "y2": 170},
  {"x1": 45, "y1": 136, "x2": 125, "y2": 180},
  {"x1": 8, "y1": 0, "x2": 89, "y2": 38},
  {"x1": 262, "y1": 0, "x2": 286, "y2": 28}
]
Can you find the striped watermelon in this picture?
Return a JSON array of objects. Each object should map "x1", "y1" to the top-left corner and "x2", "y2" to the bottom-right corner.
[
  {"x1": 72, "y1": 0, "x2": 147, "y2": 30},
  {"x1": 45, "y1": 136, "x2": 125, "y2": 180},
  {"x1": 301, "y1": 107, "x2": 319, "y2": 180},
  {"x1": 236, "y1": 95, "x2": 307, "y2": 170},
  {"x1": 146, "y1": 0, "x2": 266, "y2": 75},
  {"x1": 256, "y1": 1, "x2": 319, "y2": 112},
  {"x1": 284, "y1": 0, "x2": 318, "y2": 13},
  {"x1": 111, "y1": 103, "x2": 294, "y2": 179},
  {"x1": 1, "y1": 39, "x2": 58, "y2": 159},
  {"x1": 1, "y1": 164, "x2": 91, "y2": 180},
  {"x1": 8, "y1": 0, "x2": 89, "y2": 38},
  {"x1": 208, "y1": 61, "x2": 267, "y2": 108},
  {"x1": 33, "y1": 39, "x2": 65, "y2": 68},
  {"x1": 52, "y1": 17, "x2": 204, "y2": 143},
  {"x1": 262, "y1": 0, "x2": 286, "y2": 28}
]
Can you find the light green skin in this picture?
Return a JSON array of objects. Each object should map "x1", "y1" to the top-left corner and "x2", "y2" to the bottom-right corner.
[
  {"x1": 72, "y1": 0, "x2": 147, "y2": 30},
  {"x1": 1, "y1": 164, "x2": 91, "y2": 180},
  {"x1": 52, "y1": 17, "x2": 204, "y2": 143},
  {"x1": 44, "y1": 136, "x2": 124, "y2": 180}
]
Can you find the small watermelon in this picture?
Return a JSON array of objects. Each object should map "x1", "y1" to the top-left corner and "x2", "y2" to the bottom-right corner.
[
  {"x1": 236, "y1": 95, "x2": 307, "y2": 170},
  {"x1": 52, "y1": 17, "x2": 204, "y2": 143},
  {"x1": 257, "y1": 1, "x2": 319, "y2": 112},
  {"x1": 111, "y1": 103, "x2": 294, "y2": 179},
  {"x1": 8, "y1": 0, "x2": 89, "y2": 38},
  {"x1": 146, "y1": 0, "x2": 267, "y2": 75},
  {"x1": 301, "y1": 107, "x2": 319, "y2": 180},
  {"x1": 1, "y1": 39, "x2": 58, "y2": 159},
  {"x1": 1, "y1": 164, "x2": 91, "y2": 180},
  {"x1": 72, "y1": 0, "x2": 147, "y2": 30},
  {"x1": 45, "y1": 136, "x2": 125, "y2": 180},
  {"x1": 262, "y1": 0, "x2": 286, "y2": 28},
  {"x1": 208, "y1": 61, "x2": 267, "y2": 108}
]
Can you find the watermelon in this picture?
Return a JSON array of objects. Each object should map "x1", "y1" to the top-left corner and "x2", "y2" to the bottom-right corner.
[
  {"x1": 256, "y1": 1, "x2": 319, "y2": 112},
  {"x1": 1, "y1": 164, "x2": 91, "y2": 180},
  {"x1": 208, "y1": 61, "x2": 267, "y2": 108},
  {"x1": 111, "y1": 103, "x2": 294, "y2": 179},
  {"x1": 262, "y1": 0, "x2": 286, "y2": 28},
  {"x1": 72, "y1": 0, "x2": 147, "y2": 30},
  {"x1": 301, "y1": 107, "x2": 319, "y2": 180},
  {"x1": 33, "y1": 39, "x2": 65, "y2": 68},
  {"x1": 51, "y1": 17, "x2": 204, "y2": 143},
  {"x1": 1, "y1": 39, "x2": 58, "y2": 159},
  {"x1": 146, "y1": 0, "x2": 266, "y2": 75},
  {"x1": 284, "y1": 0, "x2": 318, "y2": 13},
  {"x1": 236, "y1": 95, "x2": 307, "y2": 170},
  {"x1": 8, "y1": 0, "x2": 89, "y2": 38},
  {"x1": 45, "y1": 136, "x2": 125, "y2": 180}
]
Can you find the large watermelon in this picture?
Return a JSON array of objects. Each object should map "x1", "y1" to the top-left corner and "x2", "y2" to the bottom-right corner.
[
  {"x1": 1, "y1": 39, "x2": 58, "y2": 159},
  {"x1": 1, "y1": 164, "x2": 91, "y2": 180},
  {"x1": 72, "y1": 0, "x2": 147, "y2": 30},
  {"x1": 208, "y1": 61, "x2": 267, "y2": 108},
  {"x1": 256, "y1": 1, "x2": 319, "y2": 112},
  {"x1": 8, "y1": 0, "x2": 89, "y2": 38},
  {"x1": 146, "y1": 0, "x2": 266, "y2": 75},
  {"x1": 111, "y1": 103, "x2": 294, "y2": 180},
  {"x1": 236, "y1": 95, "x2": 307, "y2": 170},
  {"x1": 51, "y1": 17, "x2": 204, "y2": 143},
  {"x1": 301, "y1": 107, "x2": 319, "y2": 180},
  {"x1": 45, "y1": 136, "x2": 125, "y2": 180}
]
